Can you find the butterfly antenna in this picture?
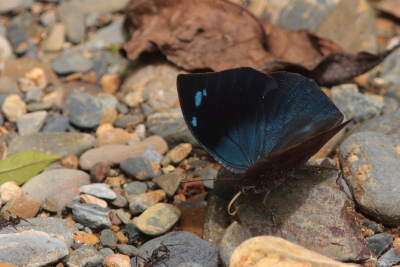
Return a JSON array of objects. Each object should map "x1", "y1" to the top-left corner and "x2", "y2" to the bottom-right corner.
[{"x1": 228, "y1": 192, "x2": 242, "y2": 216}]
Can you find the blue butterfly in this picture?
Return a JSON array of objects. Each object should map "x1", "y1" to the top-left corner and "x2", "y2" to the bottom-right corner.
[{"x1": 177, "y1": 67, "x2": 349, "y2": 200}]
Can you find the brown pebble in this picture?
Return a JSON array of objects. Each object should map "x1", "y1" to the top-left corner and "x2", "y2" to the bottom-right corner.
[
  {"x1": 2, "y1": 196, "x2": 41, "y2": 219},
  {"x1": 96, "y1": 123, "x2": 114, "y2": 136},
  {"x1": 101, "y1": 74, "x2": 122, "y2": 94},
  {"x1": 41, "y1": 196, "x2": 59, "y2": 213},
  {"x1": 174, "y1": 194, "x2": 186, "y2": 202},
  {"x1": 61, "y1": 155, "x2": 79, "y2": 169},
  {"x1": 0, "y1": 181, "x2": 22, "y2": 203},
  {"x1": 110, "y1": 209, "x2": 122, "y2": 225},
  {"x1": 81, "y1": 194, "x2": 108, "y2": 208},
  {"x1": 116, "y1": 231, "x2": 129, "y2": 244},
  {"x1": 143, "y1": 189, "x2": 166, "y2": 203},
  {"x1": 182, "y1": 177, "x2": 205, "y2": 196},
  {"x1": 74, "y1": 231, "x2": 99, "y2": 245},
  {"x1": 103, "y1": 254, "x2": 130, "y2": 267},
  {"x1": 166, "y1": 143, "x2": 192, "y2": 164},
  {"x1": 90, "y1": 161, "x2": 111, "y2": 183},
  {"x1": 100, "y1": 108, "x2": 118, "y2": 125},
  {"x1": 393, "y1": 237, "x2": 400, "y2": 248}
]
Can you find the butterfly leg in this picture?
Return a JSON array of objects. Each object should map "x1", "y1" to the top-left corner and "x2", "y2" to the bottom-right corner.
[{"x1": 262, "y1": 191, "x2": 276, "y2": 226}]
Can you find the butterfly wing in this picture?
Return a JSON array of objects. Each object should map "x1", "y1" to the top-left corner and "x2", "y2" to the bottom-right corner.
[{"x1": 177, "y1": 67, "x2": 279, "y2": 173}]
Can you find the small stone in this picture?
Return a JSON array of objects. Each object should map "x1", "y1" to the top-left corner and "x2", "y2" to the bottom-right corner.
[
  {"x1": 121, "y1": 157, "x2": 161, "y2": 180},
  {"x1": 110, "y1": 209, "x2": 122, "y2": 225},
  {"x1": 41, "y1": 23, "x2": 65, "y2": 52},
  {"x1": 376, "y1": 248, "x2": 400, "y2": 267},
  {"x1": 116, "y1": 209, "x2": 131, "y2": 224},
  {"x1": 81, "y1": 194, "x2": 108, "y2": 208},
  {"x1": 67, "y1": 246, "x2": 104, "y2": 267},
  {"x1": 99, "y1": 248, "x2": 114, "y2": 258},
  {"x1": 101, "y1": 74, "x2": 122, "y2": 94},
  {"x1": 230, "y1": 236, "x2": 359, "y2": 267},
  {"x1": 2, "y1": 94, "x2": 27, "y2": 122},
  {"x1": 16, "y1": 110, "x2": 48, "y2": 135},
  {"x1": 142, "y1": 145, "x2": 163, "y2": 163},
  {"x1": 79, "y1": 135, "x2": 168, "y2": 170},
  {"x1": 133, "y1": 203, "x2": 181, "y2": 236},
  {"x1": 2, "y1": 196, "x2": 41, "y2": 219},
  {"x1": 0, "y1": 181, "x2": 22, "y2": 203},
  {"x1": 100, "y1": 108, "x2": 118, "y2": 125},
  {"x1": 100, "y1": 229, "x2": 118, "y2": 249},
  {"x1": 124, "y1": 91, "x2": 148, "y2": 108},
  {"x1": 165, "y1": 143, "x2": 192, "y2": 164},
  {"x1": 41, "y1": 196, "x2": 59, "y2": 213},
  {"x1": 116, "y1": 245, "x2": 138, "y2": 257},
  {"x1": 114, "y1": 113, "x2": 144, "y2": 129},
  {"x1": 103, "y1": 254, "x2": 130, "y2": 267},
  {"x1": 393, "y1": 238, "x2": 400, "y2": 248},
  {"x1": 143, "y1": 189, "x2": 166, "y2": 203},
  {"x1": 80, "y1": 183, "x2": 117, "y2": 200},
  {"x1": 125, "y1": 223, "x2": 140, "y2": 244},
  {"x1": 61, "y1": 155, "x2": 79, "y2": 169},
  {"x1": 124, "y1": 181, "x2": 147, "y2": 195},
  {"x1": 72, "y1": 203, "x2": 112, "y2": 229},
  {"x1": 194, "y1": 167, "x2": 218, "y2": 190},
  {"x1": 24, "y1": 87, "x2": 43, "y2": 103},
  {"x1": 367, "y1": 233, "x2": 393, "y2": 257},
  {"x1": 25, "y1": 67, "x2": 47, "y2": 89},
  {"x1": 94, "y1": 128, "x2": 135, "y2": 147},
  {"x1": 52, "y1": 51, "x2": 93, "y2": 74},
  {"x1": 90, "y1": 161, "x2": 111, "y2": 183},
  {"x1": 41, "y1": 115, "x2": 69, "y2": 132},
  {"x1": 74, "y1": 231, "x2": 100, "y2": 246},
  {"x1": 126, "y1": 194, "x2": 156, "y2": 215},
  {"x1": 116, "y1": 232, "x2": 129, "y2": 245},
  {"x1": 110, "y1": 194, "x2": 129, "y2": 208},
  {"x1": 152, "y1": 171, "x2": 185, "y2": 197}
]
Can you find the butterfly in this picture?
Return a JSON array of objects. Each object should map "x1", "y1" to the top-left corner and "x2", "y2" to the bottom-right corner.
[{"x1": 177, "y1": 67, "x2": 350, "y2": 198}]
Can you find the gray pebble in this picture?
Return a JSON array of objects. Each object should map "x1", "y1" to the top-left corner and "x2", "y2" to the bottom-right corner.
[
  {"x1": 51, "y1": 51, "x2": 93, "y2": 74},
  {"x1": 121, "y1": 157, "x2": 161, "y2": 180},
  {"x1": 110, "y1": 194, "x2": 128, "y2": 208},
  {"x1": 125, "y1": 223, "x2": 140, "y2": 244},
  {"x1": 100, "y1": 229, "x2": 118, "y2": 249},
  {"x1": 72, "y1": 203, "x2": 112, "y2": 229},
  {"x1": 126, "y1": 193, "x2": 156, "y2": 215},
  {"x1": 152, "y1": 171, "x2": 185, "y2": 197},
  {"x1": 340, "y1": 132, "x2": 400, "y2": 226},
  {"x1": 124, "y1": 181, "x2": 148, "y2": 195},
  {"x1": 24, "y1": 87, "x2": 42, "y2": 103},
  {"x1": 80, "y1": 183, "x2": 117, "y2": 200},
  {"x1": 9, "y1": 132, "x2": 95, "y2": 157},
  {"x1": 16, "y1": 110, "x2": 48, "y2": 136},
  {"x1": 67, "y1": 245, "x2": 104, "y2": 267},
  {"x1": 133, "y1": 231, "x2": 218, "y2": 267},
  {"x1": 377, "y1": 248, "x2": 400, "y2": 267},
  {"x1": 366, "y1": 233, "x2": 393, "y2": 257},
  {"x1": 42, "y1": 114, "x2": 70, "y2": 132},
  {"x1": 116, "y1": 209, "x2": 131, "y2": 224},
  {"x1": 114, "y1": 113, "x2": 144, "y2": 129},
  {"x1": 194, "y1": 167, "x2": 218, "y2": 190},
  {"x1": 142, "y1": 145, "x2": 163, "y2": 163},
  {"x1": 26, "y1": 101, "x2": 54, "y2": 112},
  {"x1": 116, "y1": 244, "x2": 139, "y2": 257},
  {"x1": 63, "y1": 92, "x2": 107, "y2": 129},
  {"x1": 99, "y1": 247, "x2": 114, "y2": 258},
  {"x1": 0, "y1": 233, "x2": 68, "y2": 266}
]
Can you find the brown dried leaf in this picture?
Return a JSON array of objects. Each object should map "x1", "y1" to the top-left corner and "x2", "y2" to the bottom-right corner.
[{"x1": 123, "y1": 0, "x2": 396, "y2": 85}]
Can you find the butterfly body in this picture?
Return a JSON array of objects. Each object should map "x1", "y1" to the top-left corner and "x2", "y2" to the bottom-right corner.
[{"x1": 177, "y1": 67, "x2": 349, "y2": 194}]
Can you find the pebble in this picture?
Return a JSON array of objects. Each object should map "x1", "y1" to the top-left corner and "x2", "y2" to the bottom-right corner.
[
  {"x1": 52, "y1": 51, "x2": 93, "y2": 74},
  {"x1": 164, "y1": 143, "x2": 192, "y2": 164},
  {"x1": 0, "y1": 232, "x2": 69, "y2": 266},
  {"x1": 8, "y1": 132, "x2": 96, "y2": 157},
  {"x1": 16, "y1": 110, "x2": 48, "y2": 135},
  {"x1": 0, "y1": 181, "x2": 22, "y2": 203},
  {"x1": 146, "y1": 109, "x2": 197, "y2": 146},
  {"x1": 124, "y1": 91, "x2": 148, "y2": 108},
  {"x1": 340, "y1": 132, "x2": 400, "y2": 226},
  {"x1": 86, "y1": 16, "x2": 127, "y2": 50},
  {"x1": 143, "y1": 190, "x2": 166, "y2": 203},
  {"x1": 109, "y1": 209, "x2": 122, "y2": 225},
  {"x1": 66, "y1": 245, "x2": 105, "y2": 267},
  {"x1": 72, "y1": 203, "x2": 112, "y2": 229},
  {"x1": 234, "y1": 167, "x2": 370, "y2": 261},
  {"x1": 90, "y1": 161, "x2": 110, "y2": 183},
  {"x1": 116, "y1": 209, "x2": 131, "y2": 224},
  {"x1": 100, "y1": 229, "x2": 118, "y2": 249},
  {"x1": 359, "y1": 109, "x2": 400, "y2": 140},
  {"x1": 26, "y1": 101, "x2": 54, "y2": 112},
  {"x1": 79, "y1": 135, "x2": 168, "y2": 170},
  {"x1": 124, "y1": 181, "x2": 148, "y2": 195},
  {"x1": 152, "y1": 171, "x2": 185, "y2": 197},
  {"x1": 116, "y1": 231, "x2": 129, "y2": 244},
  {"x1": 0, "y1": 35, "x2": 13, "y2": 64},
  {"x1": 142, "y1": 145, "x2": 164, "y2": 163},
  {"x1": 331, "y1": 83, "x2": 384, "y2": 123},
  {"x1": 126, "y1": 193, "x2": 156, "y2": 215},
  {"x1": 94, "y1": 128, "x2": 135, "y2": 147},
  {"x1": 24, "y1": 87, "x2": 43, "y2": 103},
  {"x1": 41, "y1": 196, "x2": 59, "y2": 213},
  {"x1": 61, "y1": 155, "x2": 79, "y2": 169},
  {"x1": 116, "y1": 244, "x2": 139, "y2": 257},
  {"x1": 230, "y1": 236, "x2": 359, "y2": 267},
  {"x1": 133, "y1": 203, "x2": 181, "y2": 236},
  {"x1": 41, "y1": 23, "x2": 66, "y2": 52},
  {"x1": 367, "y1": 233, "x2": 393, "y2": 257},
  {"x1": 110, "y1": 194, "x2": 128, "y2": 208},
  {"x1": 22, "y1": 169, "x2": 90, "y2": 211},
  {"x1": 377, "y1": 248, "x2": 400, "y2": 267},
  {"x1": 194, "y1": 166, "x2": 218, "y2": 190},
  {"x1": 133, "y1": 231, "x2": 219, "y2": 267},
  {"x1": 103, "y1": 254, "x2": 131, "y2": 267},
  {"x1": 80, "y1": 183, "x2": 117, "y2": 200},
  {"x1": 125, "y1": 223, "x2": 140, "y2": 244},
  {"x1": 80, "y1": 194, "x2": 108, "y2": 208},
  {"x1": 114, "y1": 113, "x2": 144, "y2": 129},
  {"x1": 1, "y1": 94, "x2": 27, "y2": 122},
  {"x1": 0, "y1": 217, "x2": 76, "y2": 247},
  {"x1": 74, "y1": 231, "x2": 100, "y2": 246},
  {"x1": 63, "y1": 92, "x2": 108, "y2": 129},
  {"x1": 99, "y1": 248, "x2": 114, "y2": 258},
  {"x1": 2, "y1": 196, "x2": 41, "y2": 219},
  {"x1": 120, "y1": 157, "x2": 161, "y2": 180}
]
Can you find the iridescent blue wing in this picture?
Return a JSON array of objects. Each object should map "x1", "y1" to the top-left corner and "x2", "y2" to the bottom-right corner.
[{"x1": 177, "y1": 68, "x2": 345, "y2": 178}]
